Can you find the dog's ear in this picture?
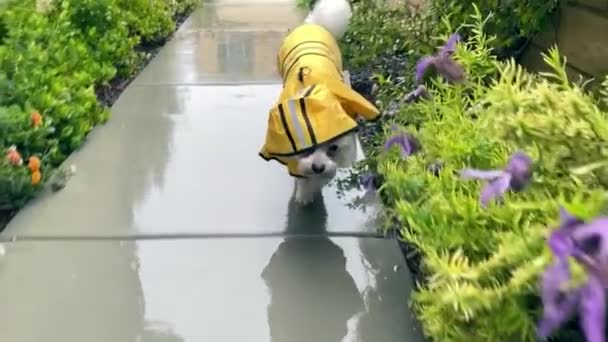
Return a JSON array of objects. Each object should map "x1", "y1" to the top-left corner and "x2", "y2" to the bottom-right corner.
[{"x1": 327, "y1": 79, "x2": 380, "y2": 122}]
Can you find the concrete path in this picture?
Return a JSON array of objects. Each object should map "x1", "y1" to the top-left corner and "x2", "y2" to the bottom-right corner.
[{"x1": 0, "y1": 1, "x2": 425, "y2": 341}]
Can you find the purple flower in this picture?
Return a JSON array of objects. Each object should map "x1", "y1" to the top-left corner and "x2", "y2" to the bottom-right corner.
[
  {"x1": 360, "y1": 173, "x2": 376, "y2": 193},
  {"x1": 404, "y1": 85, "x2": 431, "y2": 103},
  {"x1": 460, "y1": 151, "x2": 533, "y2": 207},
  {"x1": 384, "y1": 127, "x2": 420, "y2": 158},
  {"x1": 415, "y1": 33, "x2": 466, "y2": 84},
  {"x1": 538, "y1": 208, "x2": 608, "y2": 342}
]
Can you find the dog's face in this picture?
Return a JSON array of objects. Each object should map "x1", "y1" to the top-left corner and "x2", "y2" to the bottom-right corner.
[{"x1": 295, "y1": 132, "x2": 356, "y2": 179}]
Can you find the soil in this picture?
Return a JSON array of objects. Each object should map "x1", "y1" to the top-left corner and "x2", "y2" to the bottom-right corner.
[
  {"x1": 397, "y1": 239, "x2": 426, "y2": 288},
  {"x1": 0, "y1": 211, "x2": 13, "y2": 233},
  {"x1": 0, "y1": 7, "x2": 195, "y2": 233},
  {"x1": 352, "y1": 54, "x2": 412, "y2": 149}
]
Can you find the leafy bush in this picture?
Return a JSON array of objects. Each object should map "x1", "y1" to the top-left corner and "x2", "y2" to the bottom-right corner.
[
  {"x1": 343, "y1": 3, "x2": 608, "y2": 341},
  {"x1": 0, "y1": 0, "x2": 197, "y2": 212},
  {"x1": 341, "y1": 0, "x2": 563, "y2": 75},
  {"x1": 120, "y1": 0, "x2": 177, "y2": 45},
  {"x1": 56, "y1": 0, "x2": 141, "y2": 78},
  {"x1": 295, "y1": 0, "x2": 316, "y2": 10},
  {"x1": 429, "y1": 0, "x2": 564, "y2": 57},
  {"x1": 338, "y1": 0, "x2": 447, "y2": 159},
  {"x1": 341, "y1": 0, "x2": 439, "y2": 73}
]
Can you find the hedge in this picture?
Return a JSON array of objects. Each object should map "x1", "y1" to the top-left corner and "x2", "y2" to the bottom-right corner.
[
  {"x1": 341, "y1": 1, "x2": 608, "y2": 341},
  {"x1": 0, "y1": 0, "x2": 197, "y2": 214},
  {"x1": 428, "y1": 0, "x2": 564, "y2": 58}
]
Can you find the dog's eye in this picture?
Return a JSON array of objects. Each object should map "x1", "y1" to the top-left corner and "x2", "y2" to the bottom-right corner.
[{"x1": 328, "y1": 145, "x2": 339, "y2": 152}]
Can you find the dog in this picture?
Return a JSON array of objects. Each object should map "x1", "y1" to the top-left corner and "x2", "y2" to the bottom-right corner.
[{"x1": 259, "y1": 0, "x2": 381, "y2": 206}]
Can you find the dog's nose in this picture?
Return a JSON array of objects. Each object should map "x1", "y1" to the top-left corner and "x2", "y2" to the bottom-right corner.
[{"x1": 312, "y1": 163, "x2": 325, "y2": 174}]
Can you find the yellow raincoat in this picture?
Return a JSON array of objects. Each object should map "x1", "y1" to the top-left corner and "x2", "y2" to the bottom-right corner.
[{"x1": 259, "y1": 23, "x2": 381, "y2": 177}]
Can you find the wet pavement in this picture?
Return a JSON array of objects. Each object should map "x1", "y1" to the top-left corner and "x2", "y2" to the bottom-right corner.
[{"x1": 0, "y1": 1, "x2": 425, "y2": 341}]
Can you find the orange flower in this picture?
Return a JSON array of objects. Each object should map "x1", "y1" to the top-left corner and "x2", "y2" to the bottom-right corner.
[
  {"x1": 28, "y1": 156, "x2": 41, "y2": 172},
  {"x1": 31, "y1": 111, "x2": 43, "y2": 128},
  {"x1": 31, "y1": 170, "x2": 42, "y2": 185},
  {"x1": 6, "y1": 145, "x2": 23, "y2": 166}
]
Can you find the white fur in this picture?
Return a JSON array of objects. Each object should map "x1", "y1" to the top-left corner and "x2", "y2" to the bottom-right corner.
[
  {"x1": 293, "y1": 133, "x2": 357, "y2": 205},
  {"x1": 304, "y1": 0, "x2": 352, "y2": 39},
  {"x1": 287, "y1": 0, "x2": 355, "y2": 206}
]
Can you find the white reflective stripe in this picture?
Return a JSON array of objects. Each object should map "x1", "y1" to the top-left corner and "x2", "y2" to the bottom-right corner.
[
  {"x1": 295, "y1": 85, "x2": 310, "y2": 97},
  {"x1": 342, "y1": 70, "x2": 351, "y2": 87},
  {"x1": 287, "y1": 99, "x2": 307, "y2": 149}
]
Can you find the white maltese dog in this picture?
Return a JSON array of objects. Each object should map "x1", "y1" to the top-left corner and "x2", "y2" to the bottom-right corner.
[
  {"x1": 259, "y1": 0, "x2": 381, "y2": 206},
  {"x1": 292, "y1": 131, "x2": 357, "y2": 205}
]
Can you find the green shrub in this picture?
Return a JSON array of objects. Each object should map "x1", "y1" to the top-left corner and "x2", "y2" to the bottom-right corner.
[
  {"x1": 120, "y1": 0, "x2": 176, "y2": 44},
  {"x1": 341, "y1": 0, "x2": 439, "y2": 73},
  {"x1": 429, "y1": 0, "x2": 564, "y2": 57},
  {"x1": 365, "y1": 7, "x2": 608, "y2": 341},
  {"x1": 296, "y1": 0, "x2": 316, "y2": 10},
  {"x1": 56, "y1": 0, "x2": 141, "y2": 78},
  {"x1": 0, "y1": 0, "x2": 196, "y2": 212},
  {"x1": 0, "y1": 2, "x2": 111, "y2": 162}
]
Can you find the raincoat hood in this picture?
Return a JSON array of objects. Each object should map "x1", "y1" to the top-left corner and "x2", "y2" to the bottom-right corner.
[{"x1": 259, "y1": 23, "x2": 381, "y2": 178}]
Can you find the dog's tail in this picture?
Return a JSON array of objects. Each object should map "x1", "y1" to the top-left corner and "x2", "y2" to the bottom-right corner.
[{"x1": 304, "y1": 0, "x2": 352, "y2": 39}]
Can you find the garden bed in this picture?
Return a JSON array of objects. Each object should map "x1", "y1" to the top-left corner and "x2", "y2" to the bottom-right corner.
[
  {"x1": 349, "y1": 61, "x2": 429, "y2": 288},
  {"x1": 0, "y1": 0, "x2": 199, "y2": 232},
  {"x1": 341, "y1": 0, "x2": 608, "y2": 341},
  {"x1": 95, "y1": 8, "x2": 193, "y2": 108}
]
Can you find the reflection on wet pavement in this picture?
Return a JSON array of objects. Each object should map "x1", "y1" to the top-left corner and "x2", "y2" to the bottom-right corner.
[
  {"x1": 0, "y1": 235, "x2": 421, "y2": 342},
  {"x1": 135, "y1": 1, "x2": 304, "y2": 85},
  {"x1": 0, "y1": 1, "x2": 425, "y2": 342},
  {"x1": 262, "y1": 194, "x2": 364, "y2": 342}
]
